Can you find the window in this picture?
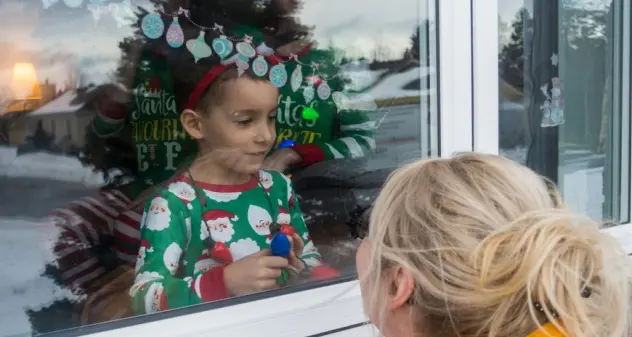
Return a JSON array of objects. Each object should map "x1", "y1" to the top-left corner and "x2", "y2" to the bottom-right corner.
[
  {"x1": 0, "y1": 0, "x2": 439, "y2": 335},
  {"x1": 498, "y1": 0, "x2": 631, "y2": 222}
]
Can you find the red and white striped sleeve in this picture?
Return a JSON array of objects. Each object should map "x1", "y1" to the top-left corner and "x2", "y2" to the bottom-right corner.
[
  {"x1": 49, "y1": 189, "x2": 130, "y2": 293},
  {"x1": 111, "y1": 207, "x2": 143, "y2": 265}
]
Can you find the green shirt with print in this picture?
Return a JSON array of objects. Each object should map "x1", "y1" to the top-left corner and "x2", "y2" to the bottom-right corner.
[{"x1": 130, "y1": 170, "x2": 321, "y2": 314}]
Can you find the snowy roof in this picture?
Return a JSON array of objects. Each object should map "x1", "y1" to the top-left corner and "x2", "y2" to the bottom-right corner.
[
  {"x1": 339, "y1": 64, "x2": 434, "y2": 110},
  {"x1": 367, "y1": 67, "x2": 433, "y2": 101},
  {"x1": 29, "y1": 86, "x2": 101, "y2": 117}
]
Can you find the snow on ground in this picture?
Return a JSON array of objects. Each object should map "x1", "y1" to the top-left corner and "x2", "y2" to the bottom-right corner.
[
  {"x1": 0, "y1": 146, "x2": 105, "y2": 187},
  {"x1": 0, "y1": 217, "x2": 79, "y2": 337},
  {"x1": 0, "y1": 175, "x2": 95, "y2": 337}
]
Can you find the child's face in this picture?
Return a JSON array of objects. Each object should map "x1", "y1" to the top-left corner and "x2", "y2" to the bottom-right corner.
[{"x1": 183, "y1": 77, "x2": 278, "y2": 176}]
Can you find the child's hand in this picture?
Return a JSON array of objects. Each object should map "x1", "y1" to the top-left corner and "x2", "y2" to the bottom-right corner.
[
  {"x1": 288, "y1": 234, "x2": 306, "y2": 272},
  {"x1": 223, "y1": 249, "x2": 289, "y2": 296},
  {"x1": 261, "y1": 148, "x2": 301, "y2": 172}
]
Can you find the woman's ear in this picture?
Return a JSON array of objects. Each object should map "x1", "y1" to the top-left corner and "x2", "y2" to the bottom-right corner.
[
  {"x1": 180, "y1": 109, "x2": 204, "y2": 140},
  {"x1": 387, "y1": 266, "x2": 416, "y2": 310}
]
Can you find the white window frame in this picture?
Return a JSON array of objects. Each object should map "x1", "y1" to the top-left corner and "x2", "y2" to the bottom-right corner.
[
  {"x1": 439, "y1": 0, "x2": 474, "y2": 157},
  {"x1": 52, "y1": 0, "x2": 474, "y2": 336},
  {"x1": 471, "y1": 0, "x2": 499, "y2": 155},
  {"x1": 471, "y1": 0, "x2": 632, "y2": 252}
]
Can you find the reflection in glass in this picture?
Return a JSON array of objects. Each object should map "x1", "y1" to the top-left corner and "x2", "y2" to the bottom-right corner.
[
  {"x1": 498, "y1": 0, "x2": 630, "y2": 222},
  {"x1": 0, "y1": 0, "x2": 439, "y2": 335}
]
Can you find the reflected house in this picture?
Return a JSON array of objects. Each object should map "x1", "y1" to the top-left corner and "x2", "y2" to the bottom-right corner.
[
  {"x1": 0, "y1": 80, "x2": 55, "y2": 146},
  {"x1": 7, "y1": 84, "x2": 123, "y2": 153},
  {"x1": 25, "y1": 85, "x2": 102, "y2": 152}
]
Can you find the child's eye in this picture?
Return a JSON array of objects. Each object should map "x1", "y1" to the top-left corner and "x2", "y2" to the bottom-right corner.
[
  {"x1": 235, "y1": 119, "x2": 252, "y2": 125},
  {"x1": 268, "y1": 114, "x2": 277, "y2": 121}
]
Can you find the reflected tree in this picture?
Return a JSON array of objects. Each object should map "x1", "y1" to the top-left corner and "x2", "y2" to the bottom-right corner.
[
  {"x1": 403, "y1": 25, "x2": 420, "y2": 60},
  {"x1": 499, "y1": 8, "x2": 528, "y2": 92}
]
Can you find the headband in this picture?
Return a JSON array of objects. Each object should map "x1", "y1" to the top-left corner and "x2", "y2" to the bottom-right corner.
[{"x1": 185, "y1": 42, "x2": 312, "y2": 110}]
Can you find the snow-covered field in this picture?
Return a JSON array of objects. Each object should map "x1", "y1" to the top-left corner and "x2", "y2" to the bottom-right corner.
[
  {"x1": 0, "y1": 146, "x2": 105, "y2": 187},
  {"x1": 0, "y1": 218, "x2": 81, "y2": 337},
  {"x1": 0, "y1": 147, "x2": 98, "y2": 337}
]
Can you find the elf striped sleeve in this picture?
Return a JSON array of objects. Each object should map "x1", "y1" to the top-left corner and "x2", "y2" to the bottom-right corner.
[
  {"x1": 292, "y1": 108, "x2": 376, "y2": 167},
  {"x1": 49, "y1": 189, "x2": 130, "y2": 293},
  {"x1": 112, "y1": 208, "x2": 143, "y2": 265}
]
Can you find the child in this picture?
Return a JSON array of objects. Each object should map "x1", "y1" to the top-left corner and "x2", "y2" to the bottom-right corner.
[
  {"x1": 106, "y1": 0, "x2": 375, "y2": 266},
  {"x1": 356, "y1": 153, "x2": 631, "y2": 337},
  {"x1": 129, "y1": 52, "x2": 328, "y2": 314}
]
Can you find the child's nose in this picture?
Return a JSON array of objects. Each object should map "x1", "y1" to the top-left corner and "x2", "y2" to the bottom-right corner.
[{"x1": 254, "y1": 124, "x2": 274, "y2": 144}]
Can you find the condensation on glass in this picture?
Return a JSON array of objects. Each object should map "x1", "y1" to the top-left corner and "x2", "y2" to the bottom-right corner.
[
  {"x1": 498, "y1": 0, "x2": 631, "y2": 222},
  {"x1": 0, "y1": 0, "x2": 439, "y2": 335}
]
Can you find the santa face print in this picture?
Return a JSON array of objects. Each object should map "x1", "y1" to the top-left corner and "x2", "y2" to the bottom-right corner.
[
  {"x1": 130, "y1": 271, "x2": 163, "y2": 297},
  {"x1": 277, "y1": 211, "x2": 291, "y2": 226},
  {"x1": 163, "y1": 242, "x2": 183, "y2": 276},
  {"x1": 201, "y1": 210, "x2": 238, "y2": 243},
  {"x1": 136, "y1": 246, "x2": 151, "y2": 274},
  {"x1": 247, "y1": 205, "x2": 272, "y2": 236},
  {"x1": 145, "y1": 282, "x2": 164, "y2": 314},
  {"x1": 168, "y1": 181, "x2": 197, "y2": 202},
  {"x1": 259, "y1": 171, "x2": 274, "y2": 191},
  {"x1": 204, "y1": 217, "x2": 235, "y2": 243},
  {"x1": 229, "y1": 238, "x2": 261, "y2": 261},
  {"x1": 136, "y1": 240, "x2": 154, "y2": 273},
  {"x1": 145, "y1": 197, "x2": 172, "y2": 231},
  {"x1": 195, "y1": 249, "x2": 219, "y2": 274}
]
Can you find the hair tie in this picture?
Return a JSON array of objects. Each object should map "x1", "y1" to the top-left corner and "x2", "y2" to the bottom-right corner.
[
  {"x1": 533, "y1": 302, "x2": 559, "y2": 319},
  {"x1": 525, "y1": 323, "x2": 565, "y2": 337}
]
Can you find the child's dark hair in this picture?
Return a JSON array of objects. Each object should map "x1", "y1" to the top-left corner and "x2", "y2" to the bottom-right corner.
[
  {"x1": 166, "y1": 13, "x2": 279, "y2": 114},
  {"x1": 171, "y1": 61, "x2": 273, "y2": 115},
  {"x1": 185, "y1": 0, "x2": 309, "y2": 48}
]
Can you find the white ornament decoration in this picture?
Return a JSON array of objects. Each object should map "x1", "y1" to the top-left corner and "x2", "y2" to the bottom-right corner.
[{"x1": 290, "y1": 65, "x2": 303, "y2": 92}]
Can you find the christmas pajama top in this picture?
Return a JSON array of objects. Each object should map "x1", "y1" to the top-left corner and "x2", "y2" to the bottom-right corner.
[{"x1": 130, "y1": 170, "x2": 321, "y2": 314}]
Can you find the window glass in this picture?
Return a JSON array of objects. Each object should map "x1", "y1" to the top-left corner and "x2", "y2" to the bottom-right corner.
[
  {"x1": 0, "y1": 0, "x2": 438, "y2": 335},
  {"x1": 498, "y1": 0, "x2": 630, "y2": 222}
]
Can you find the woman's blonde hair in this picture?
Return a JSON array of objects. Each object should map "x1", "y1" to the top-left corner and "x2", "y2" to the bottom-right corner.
[{"x1": 364, "y1": 153, "x2": 631, "y2": 337}]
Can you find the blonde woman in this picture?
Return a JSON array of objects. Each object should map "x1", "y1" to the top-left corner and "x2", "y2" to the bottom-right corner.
[{"x1": 356, "y1": 153, "x2": 631, "y2": 337}]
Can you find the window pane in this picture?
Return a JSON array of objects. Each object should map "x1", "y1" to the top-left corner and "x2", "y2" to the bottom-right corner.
[
  {"x1": 0, "y1": 0, "x2": 438, "y2": 335},
  {"x1": 498, "y1": 0, "x2": 631, "y2": 222}
]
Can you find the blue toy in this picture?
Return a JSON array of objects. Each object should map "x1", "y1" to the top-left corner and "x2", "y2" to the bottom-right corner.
[
  {"x1": 278, "y1": 139, "x2": 295, "y2": 149},
  {"x1": 270, "y1": 233, "x2": 291, "y2": 257}
]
